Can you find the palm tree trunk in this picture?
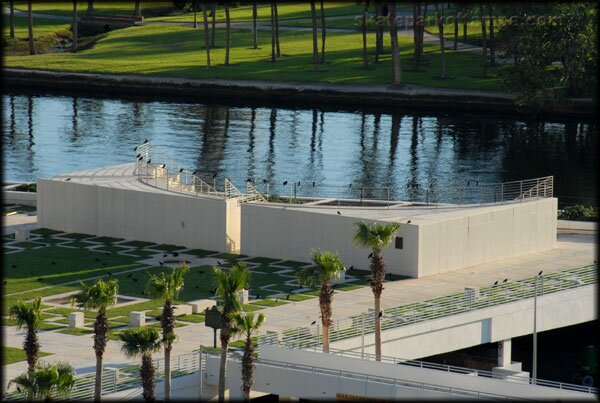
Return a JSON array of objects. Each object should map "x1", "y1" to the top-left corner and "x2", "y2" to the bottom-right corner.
[
  {"x1": 479, "y1": 3, "x2": 487, "y2": 76},
  {"x1": 9, "y1": 0, "x2": 15, "y2": 38},
  {"x1": 94, "y1": 353, "x2": 103, "y2": 401},
  {"x1": 419, "y1": 2, "x2": 428, "y2": 57},
  {"x1": 413, "y1": 1, "x2": 420, "y2": 71},
  {"x1": 134, "y1": 0, "x2": 141, "y2": 18},
  {"x1": 322, "y1": 323, "x2": 330, "y2": 353},
  {"x1": 388, "y1": 2, "x2": 401, "y2": 86},
  {"x1": 241, "y1": 339, "x2": 254, "y2": 401},
  {"x1": 374, "y1": 2, "x2": 381, "y2": 63},
  {"x1": 310, "y1": 1, "x2": 318, "y2": 64},
  {"x1": 270, "y1": 2, "x2": 276, "y2": 62},
  {"x1": 211, "y1": 3, "x2": 216, "y2": 48},
  {"x1": 164, "y1": 346, "x2": 171, "y2": 401},
  {"x1": 193, "y1": 0, "x2": 197, "y2": 28},
  {"x1": 274, "y1": 1, "x2": 280, "y2": 57},
  {"x1": 434, "y1": 2, "x2": 445, "y2": 79},
  {"x1": 463, "y1": 3, "x2": 468, "y2": 42},
  {"x1": 87, "y1": 0, "x2": 94, "y2": 14},
  {"x1": 252, "y1": 1, "x2": 258, "y2": 49},
  {"x1": 218, "y1": 334, "x2": 229, "y2": 403},
  {"x1": 141, "y1": 354, "x2": 156, "y2": 402},
  {"x1": 225, "y1": 2, "x2": 231, "y2": 65},
  {"x1": 201, "y1": 4, "x2": 211, "y2": 67},
  {"x1": 319, "y1": 0, "x2": 326, "y2": 64},
  {"x1": 488, "y1": 3, "x2": 495, "y2": 67},
  {"x1": 453, "y1": 5, "x2": 458, "y2": 50},
  {"x1": 72, "y1": 1, "x2": 78, "y2": 52},
  {"x1": 93, "y1": 309, "x2": 108, "y2": 401},
  {"x1": 27, "y1": 0, "x2": 36, "y2": 55},
  {"x1": 361, "y1": 1, "x2": 368, "y2": 68}
]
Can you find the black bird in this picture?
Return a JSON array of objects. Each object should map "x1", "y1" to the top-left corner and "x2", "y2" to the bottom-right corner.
[
  {"x1": 106, "y1": 272, "x2": 112, "y2": 276},
  {"x1": 348, "y1": 265, "x2": 354, "y2": 270},
  {"x1": 65, "y1": 178, "x2": 71, "y2": 181},
  {"x1": 263, "y1": 179, "x2": 268, "y2": 184},
  {"x1": 210, "y1": 288, "x2": 216, "y2": 295},
  {"x1": 493, "y1": 280, "x2": 498, "y2": 286},
  {"x1": 143, "y1": 139, "x2": 148, "y2": 144},
  {"x1": 283, "y1": 181, "x2": 288, "y2": 186},
  {"x1": 503, "y1": 279, "x2": 508, "y2": 283},
  {"x1": 159, "y1": 261, "x2": 164, "y2": 267},
  {"x1": 406, "y1": 220, "x2": 411, "y2": 224},
  {"x1": 337, "y1": 211, "x2": 341, "y2": 215},
  {"x1": 134, "y1": 146, "x2": 138, "y2": 151},
  {"x1": 163, "y1": 253, "x2": 168, "y2": 257},
  {"x1": 2, "y1": 281, "x2": 7, "y2": 285},
  {"x1": 95, "y1": 258, "x2": 100, "y2": 262},
  {"x1": 102, "y1": 262, "x2": 106, "y2": 266},
  {"x1": 16, "y1": 386, "x2": 21, "y2": 394},
  {"x1": 312, "y1": 181, "x2": 315, "y2": 187},
  {"x1": 286, "y1": 294, "x2": 290, "y2": 300},
  {"x1": 141, "y1": 291, "x2": 145, "y2": 295},
  {"x1": 217, "y1": 260, "x2": 222, "y2": 265},
  {"x1": 310, "y1": 320, "x2": 316, "y2": 325},
  {"x1": 213, "y1": 173, "x2": 217, "y2": 179},
  {"x1": 159, "y1": 163, "x2": 166, "y2": 169},
  {"x1": 255, "y1": 294, "x2": 260, "y2": 299},
  {"x1": 195, "y1": 285, "x2": 199, "y2": 289},
  {"x1": 105, "y1": 252, "x2": 111, "y2": 256},
  {"x1": 368, "y1": 252, "x2": 373, "y2": 259},
  {"x1": 297, "y1": 181, "x2": 301, "y2": 186},
  {"x1": 155, "y1": 316, "x2": 161, "y2": 321},
  {"x1": 198, "y1": 270, "x2": 204, "y2": 274},
  {"x1": 172, "y1": 252, "x2": 179, "y2": 257},
  {"x1": 137, "y1": 156, "x2": 143, "y2": 161},
  {"x1": 127, "y1": 273, "x2": 133, "y2": 278},
  {"x1": 538, "y1": 270, "x2": 543, "y2": 276},
  {"x1": 379, "y1": 311, "x2": 383, "y2": 318},
  {"x1": 11, "y1": 265, "x2": 16, "y2": 269},
  {"x1": 37, "y1": 278, "x2": 43, "y2": 282},
  {"x1": 147, "y1": 159, "x2": 151, "y2": 164},
  {"x1": 51, "y1": 261, "x2": 56, "y2": 265},
  {"x1": 349, "y1": 183, "x2": 352, "y2": 188},
  {"x1": 179, "y1": 168, "x2": 184, "y2": 173},
  {"x1": 133, "y1": 278, "x2": 138, "y2": 282}
]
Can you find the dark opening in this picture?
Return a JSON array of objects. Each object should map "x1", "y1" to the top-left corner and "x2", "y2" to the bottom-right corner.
[{"x1": 395, "y1": 236, "x2": 403, "y2": 249}]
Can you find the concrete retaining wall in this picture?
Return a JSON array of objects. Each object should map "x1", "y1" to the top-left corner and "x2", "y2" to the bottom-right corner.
[{"x1": 3, "y1": 190, "x2": 37, "y2": 206}]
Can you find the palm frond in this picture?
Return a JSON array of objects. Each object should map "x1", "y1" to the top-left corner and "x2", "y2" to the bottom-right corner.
[
  {"x1": 118, "y1": 327, "x2": 162, "y2": 359},
  {"x1": 353, "y1": 221, "x2": 401, "y2": 251},
  {"x1": 72, "y1": 279, "x2": 119, "y2": 311},
  {"x1": 297, "y1": 249, "x2": 345, "y2": 286},
  {"x1": 146, "y1": 262, "x2": 189, "y2": 301},
  {"x1": 9, "y1": 296, "x2": 41, "y2": 330},
  {"x1": 213, "y1": 263, "x2": 250, "y2": 317}
]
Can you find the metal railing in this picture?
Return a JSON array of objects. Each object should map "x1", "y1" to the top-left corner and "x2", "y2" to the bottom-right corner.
[
  {"x1": 134, "y1": 142, "x2": 553, "y2": 207},
  {"x1": 261, "y1": 265, "x2": 596, "y2": 361}
]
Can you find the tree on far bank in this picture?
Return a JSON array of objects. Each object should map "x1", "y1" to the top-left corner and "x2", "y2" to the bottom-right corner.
[
  {"x1": 87, "y1": 0, "x2": 94, "y2": 14},
  {"x1": 9, "y1": 0, "x2": 15, "y2": 38},
  {"x1": 225, "y1": 1, "x2": 231, "y2": 65},
  {"x1": 201, "y1": 2, "x2": 211, "y2": 67},
  {"x1": 319, "y1": 0, "x2": 326, "y2": 64},
  {"x1": 433, "y1": 2, "x2": 446, "y2": 79},
  {"x1": 134, "y1": 0, "x2": 141, "y2": 18},
  {"x1": 310, "y1": 0, "x2": 319, "y2": 64},
  {"x1": 252, "y1": 0, "x2": 258, "y2": 49},
  {"x1": 72, "y1": 1, "x2": 78, "y2": 52},
  {"x1": 388, "y1": 1, "x2": 401, "y2": 86},
  {"x1": 361, "y1": 0, "x2": 368, "y2": 68},
  {"x1": 27, "y1": 0, "x2": 36, "y2": 55}
]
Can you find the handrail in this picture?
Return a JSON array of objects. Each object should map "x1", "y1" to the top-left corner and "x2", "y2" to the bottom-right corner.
[
  {"x1": 133, "y1": 142, "x2": 553, "y2": 206},
  {"x1": 261, "y1": 264, "x2": 597, "y2": 394}
]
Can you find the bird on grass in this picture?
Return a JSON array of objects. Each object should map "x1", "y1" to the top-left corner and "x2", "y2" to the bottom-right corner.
[
  {"x1": 127, "y1": 273, "x2": 133, "y2": 278},
  {"x1": 503, "y1": 279, "x2": 508, "y2": 283},
  {"x1": 172, "y1": 252, "x2": 179, "y2": 257},
  {"x1": 106, "y1": 272, "x2": 112, "y2": 276},
  {"x1": 255, "y1": 294, "x2": 260, "y2": 299},
  {"x1": 140, "y1": 291, "x2": 145, "y2": 295},
  {"x1": 310, "y1": 320, "x2": 316, "y2": 325},
  {"x1": 348, "y1": 265, "x2": 354, "y2": 271},
  {"x1": 51, "y1": 261, "x2": 56, "y2": 265},
  {"x1": 102, "y1": 263, "x2": 106, "y2": 266},
  {"x1": 2, "y1": 281, "x2": 7, "y2": 285},
  {"x1": 37, "y1": 278, "x2": 43, "y2": 282},
  {"x1": 11, "y1": 265, "x2": 16, "y2": 269},
  {"x1": 286, "y1": 294, "x2": 290, "y2": 300},
  {"x1": 195, "y1": 285, "x2": 199, "y2": 289},
  {"x1": 159, "y1": 261, "x2": 164, "y2": 267},
  {"x1": 493, "y1": 280, "x2": 498, "y2": 286},
  {"x1": 105, "y1": 252, "x2": 111, "y2": 256},
  {"x1": 163, "y1": 253, "x2": 168, "y2": 258},
  {"x1": 216, "y1": 261, "x2": 222, "y2": 266},
  {"x1": 133, "y1": 278, "x2": 138, "y2": 282},
  {"x1": 95, "y1": 258, "x2": 100, "y2": 262}
]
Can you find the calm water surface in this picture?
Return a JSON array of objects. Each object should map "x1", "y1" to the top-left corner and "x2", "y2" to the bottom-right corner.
[{"x1": 2, "y1": 92, "x2": 596, "y2": 206}]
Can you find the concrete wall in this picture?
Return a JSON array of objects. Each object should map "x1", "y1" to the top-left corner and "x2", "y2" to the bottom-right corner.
[
  {"x1": 241, "y1": 198, "x2": 557, "y2": 278},
  {"x1": 3, "y1": 190, "x2": 37, "y2": 206},
  {"x1": 328, "y1": 284, "x2": 596, "y2": 360},
  {"x1": 225, "y1": 199, "x2": 241, "y2": 253},
  {"x1": 37, "y1": 179, "x2": 228, "y2": 252}
]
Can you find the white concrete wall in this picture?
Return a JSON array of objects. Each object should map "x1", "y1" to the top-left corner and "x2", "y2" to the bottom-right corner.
[
  {"x1": 37, "y1": 179, "x2": 228, "y2": 252},
  {"x1": 241, "y1": 198, "x2": 557, "y2": 278},
  {"x1": 328, "y1": 284, "x2": 596, "y2": 360},
  {"x1": 225, "y1": 199, "x2": 241, "y2": 253},
  {"x1": 3, "y1": 190, "x2": 37, "y2": 206}
]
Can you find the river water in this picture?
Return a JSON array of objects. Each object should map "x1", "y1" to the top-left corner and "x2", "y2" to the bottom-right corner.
[{"x1": 2, "y1": 91, "x2": 596, "y2": 207}]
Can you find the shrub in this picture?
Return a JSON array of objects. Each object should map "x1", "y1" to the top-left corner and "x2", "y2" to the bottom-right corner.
[{"x1": 558, "y1": 205, "x2": 598, "y2": 221}]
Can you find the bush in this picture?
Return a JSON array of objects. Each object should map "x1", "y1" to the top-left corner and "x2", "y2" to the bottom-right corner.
[
  {"x1": 14, "y1": 183, "x2": 36, "y2": 192},
  {"x1": 558, "y1": 205, "x2": 598, "y2": 221}
]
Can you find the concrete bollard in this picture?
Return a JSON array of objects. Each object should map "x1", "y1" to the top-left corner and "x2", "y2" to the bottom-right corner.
[
  {"x1": 69, "y1": 312, "x2": 84, "y2": 328},
  {"x1": 331, "y1": 270, "x2": 346, "y2": 285},
  {"x1": 172, "y1": 304, "x2": 193, "y2": 316},
  {"x1": 237, "y1": 289, "x2": 249, "y2": 305},
  {"x1": 130, "y1": 311, "x2": 145, "y2": 327},
  {"x1": 188, "y1": 299, "x2": 216, "y2": 314},
  {"x1": 15, "y1": 229, "x2": 30, "y2": 242}
]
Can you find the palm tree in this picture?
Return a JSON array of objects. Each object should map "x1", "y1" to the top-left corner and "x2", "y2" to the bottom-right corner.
[
  {"x1": 118, "y1": 327, "x2": 162, "y2": 402},
  {"x1": 353, "y1": 221, "x2": 401, "y2": 361},
  {"x1": 9, "y1": 297, "x2": 42, "y2": 386},
  {"x1": 231, "y1": 312, "x2": 265, "y2": 402},
  {"x1": 252, "y1": 1, "x2": 258, "y2": 49},
  {"x1": 273, "y1": 1, "x2": 281, "y2": 57},
  {"x1": 211, "y1": 2, "x2": 217, "y2": 48},
  {"x1": 310, "y1": 0, "x2": 319, "y2": 64},
  {"x1": 10, "y1": 362, "x2": 75, "y2": 402},
  {"x1": 270, "y1": 1, "x2": 276, "y2": 62},
  {"x1": 9, "y1": 0, "x2": 15, "y2": 39},
  {"x1": 145, "y1": 263, "x2": 189, "y2": 401},
  {"x1": 193, "y1": 0, "x2": 197, "y2": 28},
  {"x1": 488, "y1": 3, "x2": 496, "y2": 67},
  {"x1": 87, "y1": 1, "x2": 94, "y2": 14},
  {"x1": 388, "y1": 1, "x2": 401, "y2": 85},
  {"x1": 72, "y1": 279, "x2": 119, "y2": 401},
  {"x1": 319, "y1": 0, "x2": 326, "y2": 64},
  {"x1": 27, "y1": 0, "x2": 36, "y2": 55},
  {"x1": 72, "y1": 1, "x2": 78, "y2": 52},
  {"x1": 433, "y1": 2, "x2": 446, "y2": 79},
  {"x1": 213, "y1": 263, "x2": 250, "y2": 403},
  {"x1": 201, "y1": 2, "x2": 211, "y2": 67},
  {"x1": 224, "y1": 1, "x2": 231, "y2": 66},
  {"x1": 361, "y1": 0, "x2": 368, "y2": 68},
  {"x1": 297, "y1": 249, "x2": 345, "y2": 353},
  {"x1": 453, "y1": 3, "x2": 459, "y2": 50}
]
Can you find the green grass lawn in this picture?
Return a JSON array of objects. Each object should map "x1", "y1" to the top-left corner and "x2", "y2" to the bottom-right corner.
[
  {"x1": 4, "y1": 23, "x2": 503, "y2": 91},
  {"x1": 13, "y1": 1, "x2": 172, "y2": 18},
  {"x1": 2, "y1": 15, "x2": 70, "y2": 39},
  {"x1": 3, "y1": 346, "x2": 52, "y2": 365}
]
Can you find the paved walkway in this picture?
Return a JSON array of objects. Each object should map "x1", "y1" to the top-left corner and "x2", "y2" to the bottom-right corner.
[{"x1": 3, "y1": 210, "x2": 596, "y2": 388}]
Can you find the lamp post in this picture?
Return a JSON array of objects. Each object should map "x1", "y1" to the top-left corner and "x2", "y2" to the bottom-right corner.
[{"x1": 533, "y1": 271, "x2": 543, "y2": 385}]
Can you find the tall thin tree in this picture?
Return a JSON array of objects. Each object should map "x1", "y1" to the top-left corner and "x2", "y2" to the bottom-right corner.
[
  {"x1": 252, "y1": 1, "x2": 258, "y2": 49},
  {"x1": 488, "y1": 2, "x2": 495, "y2": 67},
  {"x1": 9, "y1": 0, "x2": 15, "y2": 39},
  {"x1": 388, "y1": 1, "x2": 401, "y2": 85},
  {"x1": 274, "y1": 1, "x2": 281, "y2": 57},
  {"x1": 193, "y1": 0, "x2": 197, "y2": 28},
  {"x1": 319, "y1": 0, "x2": 326, "y2": 64},
  {"x1": 134, "y1": 0, "x2": 141, "y2": 18},
  {"x1": 479, "y1": 2, "x2": 488, "y2": 76},
  {"x1": 453, "y1": 3, "x2": 459, "y2": 50},
  {"x1": 374, "y1": 2, "x2": 383, "y2": 63},
  {"x1": 225, "y1": 1, "x2": 231, "y2": 65},
  {"x1": 297, "y1": 250, "x2": 345, "y2": 353},
  {"x1": 214, "y1": 263, "x2": 250, "y2": 403},
  {"x1": 463, "y1": 3, "x2": 468, "y2": 42},
  {"x1": 87, "y1": 0, "x2": 94, "y2": 14},
  {"x1": 353, "y1": 221, "x2": 401, "y2": 361},
  {"x1": 434, "y1": 2, "x2": 445, "y2": 79},
  {"x1": 231, "y1": 312, "x2": 265, "y2": 402},
  {"x1": 9, "y1": 296, "x2": 42, "y2": 399},
  {"x1": 310, "y1": 1, "x2": 319, "y2": 64},
  {"x1": 361, "y1": 0, "x2": 369, "y2": 68},
  {"x1": 72, "y1": 1, "x2": 78, "y2": 52},
  {"x1": 413, "y1": 1, "x2": 421, "y2": 70},
  {"x1": 201, "y1": 3, "x2": 211, "y2": 67},
  {"x1": 145, "y1": 264, "x2": 188, "y2": 401},
  {"x1": 72, "y1": 279, "x2": 119, "y2": 401},
  {"x1": 270, "y1": 1, "x2": 276, "y2": 62},
  {"x1": 211, "y1": 2, "x2": 217, "y2": 48},
  {"x1": 27, "y1": 0, "x2": 36, "y2": 55},
  {"x1": 118, "y1": 328, "x2": 162, "y2": 402}
]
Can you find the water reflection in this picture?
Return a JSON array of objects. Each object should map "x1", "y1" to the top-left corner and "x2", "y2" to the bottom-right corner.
[{"x1": 2, "y1": 92, "x2": 596, "y2": 206}]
